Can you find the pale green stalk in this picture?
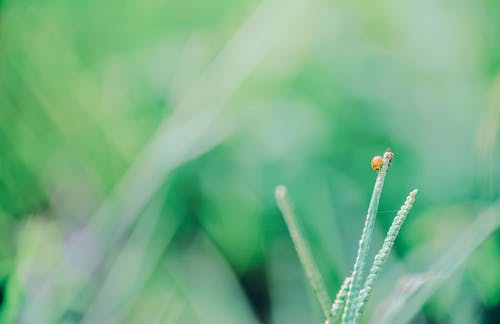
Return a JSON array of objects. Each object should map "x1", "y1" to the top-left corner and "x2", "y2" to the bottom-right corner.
[
  {"x1": 325, "y1": 275, "x2": 352, "y2": 324},
  {"x1": 275, "y1": 185, "x2": 331, "y2": 319},
  {"x1": 376, "y1": 201, "x2": 500, "y2": 324},
  {"x1": 354, "y1": 189, "x2": 418, "y2": 321},
  {"x1": 342, "y1": 152, "x2": 392, "y2": 324}
]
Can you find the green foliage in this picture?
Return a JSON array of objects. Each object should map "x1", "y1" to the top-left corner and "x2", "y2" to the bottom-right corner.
[
  {"x1": 275, "y1": 185, "x2": 331, "y2": 318},
  {"x1": 276, "y1": 151, "x2": 418, "y2": 323},
  {"x1": 0, "y1": 0, "x2": 499, "y2": 323}
]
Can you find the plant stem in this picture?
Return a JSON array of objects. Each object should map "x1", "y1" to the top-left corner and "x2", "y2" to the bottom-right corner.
[
  {"x1": 377, "y1": 201, "x2": 500, "y2": 324},
  {"x1": 326, "y1": 274, "x2": 352, "y2": 323},
  {"x1": 342, "y1": 152, "x2": 392, "y2": 324},
  {"x1": 355, "y1": 189, "x2": 418, "y2": 321},
  {"x1": 275, "y1": 185, "x2": 331, "y2": 319}
]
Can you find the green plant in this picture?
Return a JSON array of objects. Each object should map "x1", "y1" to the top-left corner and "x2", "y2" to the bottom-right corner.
[{"x1": 275, "y1": 149, "x2": 418, "y2": 324}]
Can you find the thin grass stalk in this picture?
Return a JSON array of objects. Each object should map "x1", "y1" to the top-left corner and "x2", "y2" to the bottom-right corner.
[
  {"x1": 325, "y1": 275, "x2": 352, "y2": 323},
  {"x1": 342, "y1": 151, "x2": 393, "y2": 323},
  {"x1": 275, "y1": 185, "x2": 331, "y2": 319},
  {"x1": 354, "y1": 189, "x2": 418, "y2": 321},
  {"x1": 376, "y1": 201, "x2": 500, "y2": 324}
]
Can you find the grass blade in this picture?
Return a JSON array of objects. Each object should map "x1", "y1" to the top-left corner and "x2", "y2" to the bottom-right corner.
[
  {"x1": 326, "y1": 275, "x2": 352, "y2": 323},
  {"x1": 342, "y1": 150, "x2": 393, "y2": 323},
  {"x1": 275, "y1": 185, "x2": 331, "y2": 319},
  {"x1": 373, "y1": 201, "x2": 500, "y2": 323},
  {"x1": 355, "y1": 189, "x2": 418, "y2": 321}
]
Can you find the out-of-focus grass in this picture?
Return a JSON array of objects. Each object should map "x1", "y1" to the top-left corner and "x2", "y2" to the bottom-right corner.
[{"x1": 0, "y1": 0, "x2": 499, "y2": 323}]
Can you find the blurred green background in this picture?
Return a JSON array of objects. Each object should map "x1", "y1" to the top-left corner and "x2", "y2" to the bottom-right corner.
[{"x1": 0, "y1": 0, "x2": 499, "y2": 323}]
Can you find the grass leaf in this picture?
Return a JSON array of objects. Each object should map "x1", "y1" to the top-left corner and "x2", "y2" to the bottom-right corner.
[
  {"x1": 342, "y1": 151, "x2": 393, "y2": 323},
  {"x1": 275, "y1": 185, "x2": 331, "y2": 319},
  {"x1": 355, "y1": 189, "x2": 418, "y2": 321},
  {"x1": 373, "y1": 202, "x2": 500, "y2": 323}
]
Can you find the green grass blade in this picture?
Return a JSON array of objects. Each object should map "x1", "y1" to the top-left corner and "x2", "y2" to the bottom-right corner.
[
  {"x1": 342, "y1": 151, "x2": 393, "y2": 323},
  {"x1": 355, "y1": 189, "x2": 418, "y2": 321},
  {"x1": 275, "y1": 185, "x2": 331, "y2": 319},
  {"x1": 326, "y1": 274, "x2": 352, "y2": 323},
  {"x1": 374, "y1": 201, "x2": 500, "y2": 324}
]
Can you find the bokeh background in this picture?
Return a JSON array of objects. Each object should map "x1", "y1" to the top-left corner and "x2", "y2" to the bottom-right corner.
[{"x1": 0, "y1": 0, "x2": 499, "y2": 323}]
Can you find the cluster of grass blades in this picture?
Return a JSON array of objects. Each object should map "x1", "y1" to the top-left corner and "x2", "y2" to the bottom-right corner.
[{"x1": 275, "y1": 148, "x2": 418, "y2": 323}]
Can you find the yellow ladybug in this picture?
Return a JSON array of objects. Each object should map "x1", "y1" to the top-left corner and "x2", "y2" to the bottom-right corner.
[{"x1": 371, "y1": 155, "x2": 383, "y2": 171}]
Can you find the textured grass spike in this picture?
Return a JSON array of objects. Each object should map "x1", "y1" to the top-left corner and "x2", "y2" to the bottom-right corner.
[
  {"x1": 354, "y1": 189, "x2": 418, "y2": 321},
  {"x1": 326, "y1": 274, "x2": 352, "y2": 324},
  {"x1": 275, "y1": 185, "x2": 331, "y2": 319},
  {"x1": 377, "y1": 201, "x2": 500, "y2": 324},
  {"x1": 342, "y1": 150, "x2": 393, "y2": 324}
]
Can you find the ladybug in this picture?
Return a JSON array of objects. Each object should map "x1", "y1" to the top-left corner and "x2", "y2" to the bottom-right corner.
[{"x1": 371, "y1": 155, "x2": 383, "y2": 171}]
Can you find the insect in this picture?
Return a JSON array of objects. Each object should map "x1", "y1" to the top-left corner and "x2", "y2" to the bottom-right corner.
[{"x1": 371, "y1": 155, "x2": 383, "y2": 171}]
